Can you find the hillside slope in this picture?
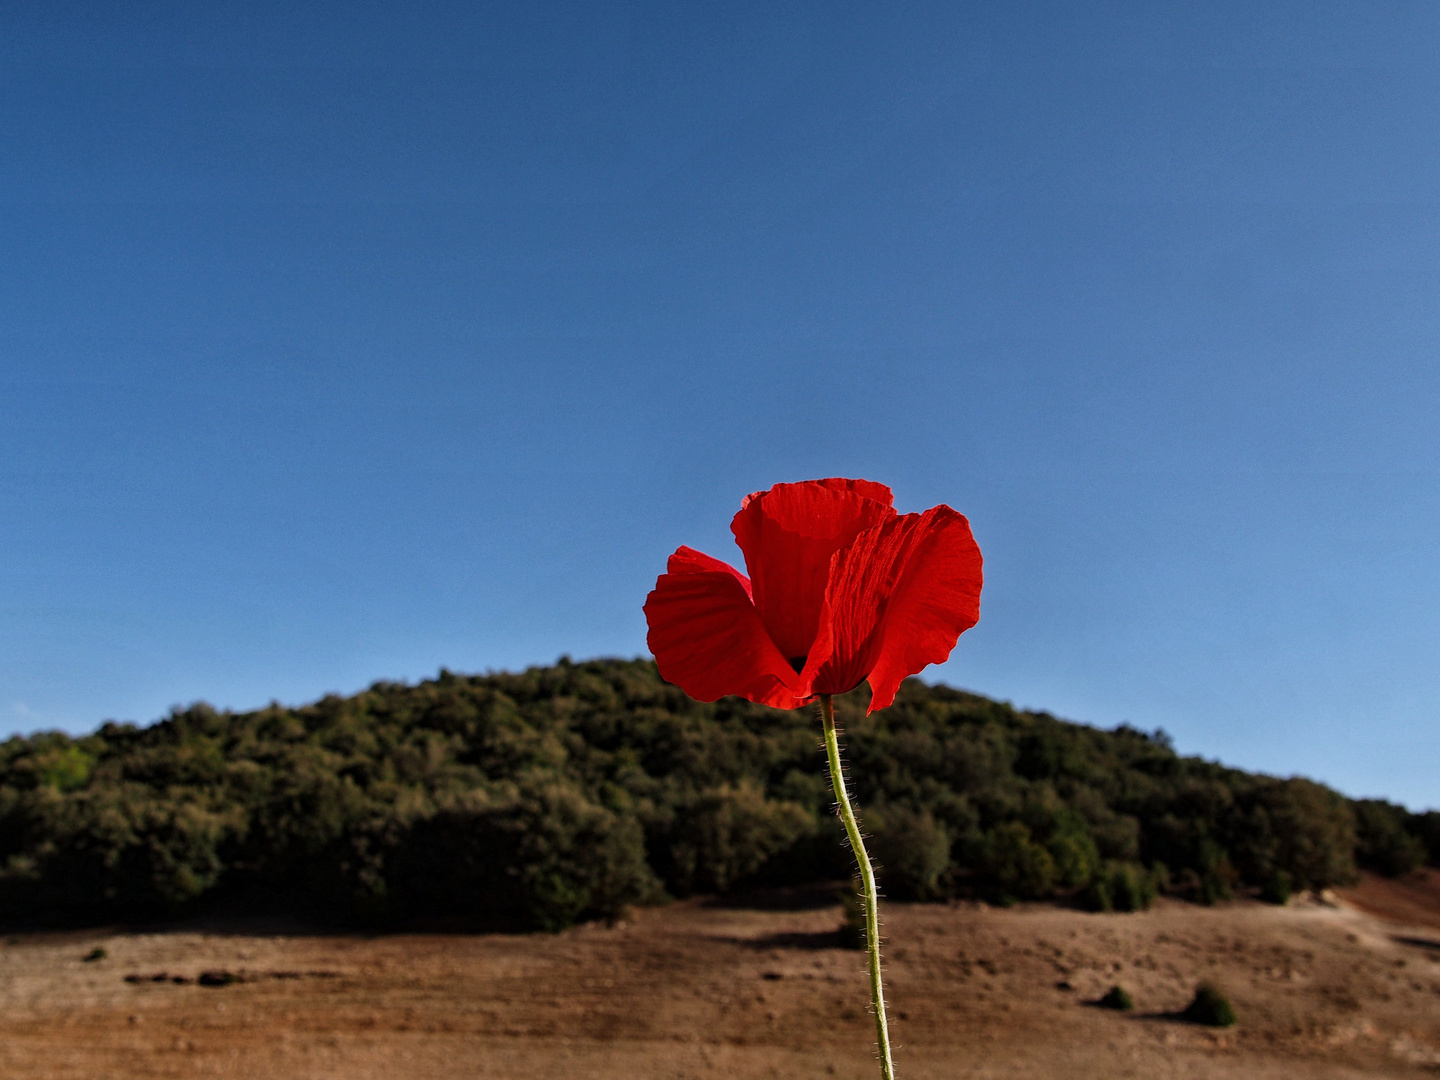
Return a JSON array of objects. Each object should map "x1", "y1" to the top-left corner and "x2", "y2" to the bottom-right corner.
[{"x1": 0, "y1": 659, "x2": 1434, "y2": 928}]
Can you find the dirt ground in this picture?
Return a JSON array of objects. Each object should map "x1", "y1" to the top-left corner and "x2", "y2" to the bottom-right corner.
[{"x1": 2, "y1": 873, "x2": 1438, "y2": 1079}]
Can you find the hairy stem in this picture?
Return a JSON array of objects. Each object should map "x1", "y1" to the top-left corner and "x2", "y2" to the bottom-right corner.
[{"x1": 820, "y1": 693, "x2": 895, "y2": 1080}]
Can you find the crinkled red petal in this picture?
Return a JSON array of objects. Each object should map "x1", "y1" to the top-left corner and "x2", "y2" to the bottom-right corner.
[
  {"x1": 813, "y1": 506, "x2": 982, "y2": 710},
  {"x1": 730, "y1": 479, "x2": 895, "y2": 664},
  {"x1": 808, "y1": 477, "x2": 894, "y2": 508},
  {"x1": 643, "y1": 547, "x2": 805, "y2": 710},
  {"x1": 665, "y1": 544, "x2": 754, "y2": 597}
]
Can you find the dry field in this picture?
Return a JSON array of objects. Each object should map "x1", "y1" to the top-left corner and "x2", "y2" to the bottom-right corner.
[{"x1": 2, "y1": 872, "x2": 1439, "y2": 1079}]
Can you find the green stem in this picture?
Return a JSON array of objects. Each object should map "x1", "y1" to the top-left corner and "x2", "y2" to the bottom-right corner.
[{"x1": 820, "y1": 693, "x2": 895, "y2": 1080}]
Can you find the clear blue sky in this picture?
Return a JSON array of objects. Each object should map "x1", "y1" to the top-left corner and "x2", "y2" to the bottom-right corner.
[{"x1": 2, "y1": 3, "x2": 1436, "y2": 808}]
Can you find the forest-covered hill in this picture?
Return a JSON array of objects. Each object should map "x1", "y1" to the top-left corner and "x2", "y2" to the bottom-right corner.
[{"x1": 1, "y1": 658, "x2": 1434, "y2": 930}]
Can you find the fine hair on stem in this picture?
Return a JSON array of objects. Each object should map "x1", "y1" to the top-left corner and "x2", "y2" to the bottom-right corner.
[{"x1": 820, "y1": 693, "x2": 895, "y2": 1080}]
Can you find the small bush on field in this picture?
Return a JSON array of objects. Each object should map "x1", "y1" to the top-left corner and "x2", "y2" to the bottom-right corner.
[
  {"x1": 1081, "y1": 862, "x2": 1158, "y2": 912},
  {"x1": 1098, "y1": 985, "x2": 1134, "y2": 1011},
  {"x1": 1183, "y1": 984, "x2": 1236, "y2": 1027},
  {"x1": 1260, "y1": 869, "x2": 1292, "y2": 905}
]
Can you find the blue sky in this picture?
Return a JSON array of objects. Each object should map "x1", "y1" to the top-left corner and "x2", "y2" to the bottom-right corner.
[{"x1": 2, "y1": 2, "x2": 1437, "y2": 808}]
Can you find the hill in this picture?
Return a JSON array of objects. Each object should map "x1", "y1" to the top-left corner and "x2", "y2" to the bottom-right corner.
[{"x1": 0, "y1": 658, "x2": 1434, "y2": 929}]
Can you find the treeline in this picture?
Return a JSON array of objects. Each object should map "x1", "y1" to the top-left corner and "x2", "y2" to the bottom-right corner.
[{"x1": 0, "y1": 659, "x2": 1434, "y2": 930}]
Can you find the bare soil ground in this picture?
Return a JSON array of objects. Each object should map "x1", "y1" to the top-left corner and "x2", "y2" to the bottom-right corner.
[
  {"x1": 2, "y1": 875, "x2": 1439, "y2": 1079},
  {"x1": 1339, "y1": 868, "x2": 1440, "y2": 934}
]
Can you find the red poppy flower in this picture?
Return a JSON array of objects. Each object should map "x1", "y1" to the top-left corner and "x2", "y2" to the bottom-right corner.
[{"x1": 644, "y1": 478, "x2": 983, "y2": 712}]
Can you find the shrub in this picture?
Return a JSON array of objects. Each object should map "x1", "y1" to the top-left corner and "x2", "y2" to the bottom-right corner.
[
  {"x1": 655, "y1": 781, "x2": 813, "y2": 896},
  {"x1": 1353, "y1": 800, "x2": 1426, "y2": 877},
  {"x1": 1198, "y1": 871, "x2": 1233, "y2": 906},
  {"x1": 1410, "y1": 810, "x2": 1440, "y2": 867},
  {"x1": 1108, "y1": 862, "x2": 1158, "y2": 912},
  {"x1": 1098, "y1": 985, "x2": 1134, "y2": 1011},
  {"x1": 1082, "y1": 877, "x2": 1112, "y2": 912},
  {"x1": 0, "y1": 787, "x2": 236, "y2": 921},
  {"x1": 1081, "y1": 862, "x2": 1157, "y2": 912},
  {"x1": 1247, "y1": 779, "x2": 1357, "y2": 890},
  {"x1": 869, "y1": 806, "x2": 951, "y2": 900},
  {"x1": 0, "y1": 659, "x2": 1406, "y2": 930},
  {"x1": 1046, "y1": 828, "x2": 1102, "y2": 890},
  {"x1": 390, "y1": 783, "x2": 658, "y2": 930},
  {"x1": 1182, "y1": 983, "x2": 1236, "y2": 1027},
  {"x1": 976, "y1": 822, "x2": 1057, "y2": 899},
  {"x1": 38, "y1": 746, "x2": 94, "y2": 792},
  {"x1": 1260, "y1": 869, "x2": 1292, "y2": 905}
]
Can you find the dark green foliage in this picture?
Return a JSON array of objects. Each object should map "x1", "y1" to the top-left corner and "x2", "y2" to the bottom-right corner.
[
  {"x1": 1260, "y1": 869, "x2": 1292, "y2": 905},
  {"x1": 1082, "y1": 862, "x2": 1159, "y2": 912},
  {"x1": 0, "y1": 660, "x2": 1423, "y2": 930},
  {"x1": 655, "y1": 780, "x2": 811, "y2": 897},
  {"x1": 1244, "y1": 779, "x2": 1357, "y2": 891},
  {"x1": 387, "y1": 783, "x2": 658, "y2": 930},
  {"x1": 973, "y1": 821, "x2": 1059, "y2": 899},
  {"x1": 1110, "y1": 863, "x2": 1158, "y2": 912},
  {"x1": 868, "y1": 806, "x2": 951, "y2": 900},
  {"x1": 1182, "y1": 983, "x2": 1237, "y2": 1027},
  {"x1": 1353, "y1": 800, "x2": 1426, "y2": 877},
  {"x1": 1098, "y1": 985, "x2": 1134, "y2": 1011},
  {"x1": 1410, "y1": 811, "x2": 1440, "y2": 867},
  {"x1": 1192, "y1": 777, "x2": 1358, "y2": 900},
  {"x1": 1082, "y1": 878, "x2": 1111, "y2": 912}
]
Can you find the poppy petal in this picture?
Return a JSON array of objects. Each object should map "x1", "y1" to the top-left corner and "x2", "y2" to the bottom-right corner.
[
  {"x1": 644, "y1": 547, "x2": 805, "y2": 710},
  {"x1": 809, "y1": 477, "x2": 895, "y2": 508},
  {"x1": 815, "y1": 506, "x2": 982, "y2": 710},
  {"x1": 730, "y1": 479, "x2": 896, "y2": 664},
  {"x1": 665, "y1": 544, "x2": 754, "y2": 597}
]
